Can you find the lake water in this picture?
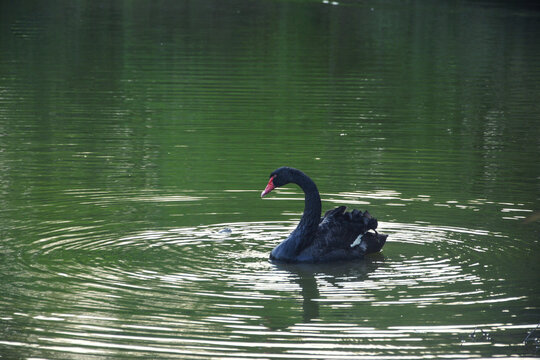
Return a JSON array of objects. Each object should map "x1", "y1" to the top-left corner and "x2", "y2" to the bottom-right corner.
[{"x1": 1, "y1": 0, "x2": 539, "y2": 358}]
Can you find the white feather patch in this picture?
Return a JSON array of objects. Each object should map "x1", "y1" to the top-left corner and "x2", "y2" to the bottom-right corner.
[{"x1": 350, "y1": 234, "x2": 363, "y2": 248}]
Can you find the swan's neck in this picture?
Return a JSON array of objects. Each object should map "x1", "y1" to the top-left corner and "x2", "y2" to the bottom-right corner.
[
  {"x1": 295, "y1": 176, "x2": 321, "y2": 236},
  {"x1": 288, "y1": 172, "x2": 321, "y2": 254},
  {"x1": 270, "y1": 170, "x2": 322, "y2": 261}
]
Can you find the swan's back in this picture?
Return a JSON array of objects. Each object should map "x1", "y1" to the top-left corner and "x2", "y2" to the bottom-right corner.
[{"x1": 296, "y1": 206, "x2": 387, "y2": 262}]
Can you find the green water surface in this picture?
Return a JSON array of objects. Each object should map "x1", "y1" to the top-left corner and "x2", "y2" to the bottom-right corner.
[{"x1": 1, "y1": 0, "x2": 539, "y2": 358}]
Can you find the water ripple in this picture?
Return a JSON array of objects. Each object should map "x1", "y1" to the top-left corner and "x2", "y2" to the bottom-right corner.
[{"x1": 1, "y1": 191, "x2": 537, "y2": 358}]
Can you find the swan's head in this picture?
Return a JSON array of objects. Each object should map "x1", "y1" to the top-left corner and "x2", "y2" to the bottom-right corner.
[{"x1": 261, "y1": 167, "x2": 298, "y2": 197}]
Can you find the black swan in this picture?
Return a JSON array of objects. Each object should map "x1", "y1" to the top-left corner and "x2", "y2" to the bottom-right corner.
[{"x1": 261, "y1": 167, "x2": 387, "y2": 263}]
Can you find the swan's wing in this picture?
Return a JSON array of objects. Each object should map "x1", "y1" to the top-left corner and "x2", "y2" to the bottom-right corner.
[{"x1": 315, "y1": 206, "x2": 379, "y2": 251}]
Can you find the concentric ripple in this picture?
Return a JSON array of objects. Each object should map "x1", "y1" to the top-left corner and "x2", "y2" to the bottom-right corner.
[{"x1": 1, "y1": 214, "x2": 537, "y2": 359}]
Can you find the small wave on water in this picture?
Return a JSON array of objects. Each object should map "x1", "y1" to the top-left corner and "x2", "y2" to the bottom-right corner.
[{"x1": 1, "y1": 213, "x2": 538, "y2": 359}]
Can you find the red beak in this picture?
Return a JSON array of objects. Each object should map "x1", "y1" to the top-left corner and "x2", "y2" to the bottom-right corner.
[{"x1": 261, "y1": 176, "x2": 276, "y2": 198}]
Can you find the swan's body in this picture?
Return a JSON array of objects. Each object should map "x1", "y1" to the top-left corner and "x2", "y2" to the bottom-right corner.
[{"x1": 261, "y1": 167, "x2": 387, "y2": 263}]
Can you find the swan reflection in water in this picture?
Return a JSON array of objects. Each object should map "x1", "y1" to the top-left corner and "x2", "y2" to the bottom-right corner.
[{"x1": 263, "y1": 253, "x2": 384, "y2": 328}]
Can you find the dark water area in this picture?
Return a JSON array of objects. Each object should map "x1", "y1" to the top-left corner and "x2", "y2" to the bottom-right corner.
[{"x1": 1, "y1": 0, "x2": 539, "y2": 358}]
